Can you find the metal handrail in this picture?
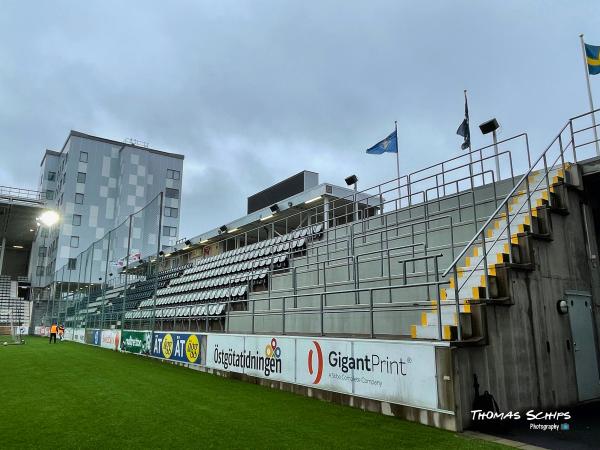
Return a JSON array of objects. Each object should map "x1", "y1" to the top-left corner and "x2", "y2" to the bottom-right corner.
[{"x1": 443, "y1": 109, "x2": 600, "y2": 279}]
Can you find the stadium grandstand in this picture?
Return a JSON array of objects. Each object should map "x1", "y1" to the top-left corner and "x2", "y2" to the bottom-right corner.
[
  {"x1": 0, "y1": 185, "x2": 47, "y2": 336},
  {"x1": 32, "y1": 109, "x2": 600, "y2": 432}
]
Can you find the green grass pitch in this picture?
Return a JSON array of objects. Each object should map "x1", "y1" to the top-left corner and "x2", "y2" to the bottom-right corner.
[{"x1": 0, "y1": 336, "x2": 506, "y2": 449}]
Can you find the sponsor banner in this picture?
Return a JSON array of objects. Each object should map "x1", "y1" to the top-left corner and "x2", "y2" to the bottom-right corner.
[
  {"x1": 73, "y1": 328, "x2": 86, "y2": 343},
  {"x1": 207, "y1": 334, "x2": 440, "y2": 410},
  {"x1": 85, "y1": 329, "x2": 102, "y2": 346},
  {"x1": 35, "y1": 326, "x2": 49, "y2": 336},
  {"x1": 207, "y1": 335, "x2": 294, "y2": 382},
  {"x1": 101, "y1": 329, "x2": 121, "y2": 351},
  {"x1": 121, "y1": 330, "x2": 152, "y2": 355},
  {"x1": 63, "y1": 328, "x2": 74, "y2": 341},
  {"x1": 298, "y1": 338, "x2": 438, "y2": 410},
  {"x1": 151, "y1": 332, "x2": 205, "y2": 365}
]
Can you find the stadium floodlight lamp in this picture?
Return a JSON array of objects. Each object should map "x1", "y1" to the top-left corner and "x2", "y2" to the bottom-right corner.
[
  {"x1": 479, "y1": 118, "x2": 500, "y2": 135},
  {"x1": 159, "y1": 251, "x2": 165, "y2": 257},
  {"x1": 219, "y1": 225, "x2": 228, "y2": 234},
  {"x1": 345, "y1": 175, "x2": 358, "y2": 186},
  {"x1": 269, "y1": 204, "x2": 280, "y2": 213},
  {"x1": 39, "y1": 210, "x2": 60, "y2": 227},
  {"x1": 305, "y1": 196, "x2": 322, "y2": 205},
  {"x1": 185, "y1": 240, "x2": 192, "y2": 246}
]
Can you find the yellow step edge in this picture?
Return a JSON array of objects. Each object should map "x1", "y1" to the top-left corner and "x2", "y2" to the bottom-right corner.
[
  {"x1": 488, "y1": 265, "x2": 497, "y2": 276},
  {"x1": 517, "y1": 223, "x2": 528, "y2": 233},
  {"x1": 441, "y1": 288, "x2": 447, "y2": 300},
  {"x1": 410, "y1": 324, "x2": 417, "y2": 338},
  {"x1": 443, "y1": 325, "x2": 452, "y2": 341},
  {"x1": 421, "y1": 312, "x2": 427, "y2": 326},
  {"x1": 471, "y1": 286, "x2": 481, "y2": 299},
  {"x1": 532, "y1": 208, "x2": 539, "y2": 217},
  {"x1": 472, "y1": 247, "x2": 480, "y2": 257},
  {"x1": 496, "y1": 252, "x2": 507, "y2": 264},
  {"x1": 486, "y1": 229, "x2": 494, "y2": 238},
  {"x1": 511, "y1": 234, "x2": 519, "y2": 244},
  {"x1": 541, "y1": 190, "x2": 549, "y2": 200}
]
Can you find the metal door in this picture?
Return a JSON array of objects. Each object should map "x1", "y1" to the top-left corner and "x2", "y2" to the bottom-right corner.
[{"x1": 567, "y1": 290, "x2": 600, "y2": 401}]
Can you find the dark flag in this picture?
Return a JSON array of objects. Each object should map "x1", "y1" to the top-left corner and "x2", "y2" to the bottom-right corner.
[{"x1": 456, "y1": 92, "x2": 470, "y2": 150}]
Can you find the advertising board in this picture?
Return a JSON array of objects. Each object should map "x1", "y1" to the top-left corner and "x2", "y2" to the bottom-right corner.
[
  {"x1": 100, "y1": 329, "x2": 121, "y2": 351},
  {"x1": 151, "y1": 332, "x2": 205, "y2": 365},
  {"x1": 121, "y1": 330, "x2": 152, "y2": 355}
]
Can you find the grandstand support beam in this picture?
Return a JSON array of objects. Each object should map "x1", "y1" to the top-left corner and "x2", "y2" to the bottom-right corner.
[
  {"x1": 0, "y1": 236, "x2": 5, "y2": 275},
  {"x1": 323, "y1": 197, "x2": 330, "y2": 229}
]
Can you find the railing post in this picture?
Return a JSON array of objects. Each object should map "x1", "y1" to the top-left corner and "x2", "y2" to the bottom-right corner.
[
  {"x1": 505, "y1": 203, "x2": 513, "y2": 265},
  {"x1": 453, "y1": 266, "x2": 462, "y2": 342},
  {"x1": 282, "y1": 295, "x2": 286, "y2": 335},
  {"x1": 320, "y1": 293, "x2": 324, "y2": 336},
  {"x1": 435, "y1": 257, "x2": 442, "y2": 341},
  {"x1": 542, "y1": 154, "x2": 551, "y2": 206},
  {"x1": 569, "y1": 120, "x2": 578, "y2": 162},
  {"x1": 369, "y1": 290, "x2": 374, "y2": 339},
  {"x1": 480, "y1": 230, "x2": 490, "y2": 300}
]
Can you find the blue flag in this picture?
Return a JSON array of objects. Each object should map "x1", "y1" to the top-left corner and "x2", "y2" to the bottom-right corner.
[
  {"x1": 366, "y1": 130, "x2": 397, "y2": 155},
  {"x1": 585, "y1": 43, "x2": 600, "y2": 75}
]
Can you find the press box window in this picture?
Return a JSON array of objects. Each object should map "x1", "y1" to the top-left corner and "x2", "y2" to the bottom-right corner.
[
  {"x1": 75, "y1": 193, "x2": 84, "y2": 204},
  {"x1": 163, "y1": 226, "x2": 177, "y2": 237},
  {"x1": 72, "y1": 214, "x2": 82, "y2": 226},
  {"x1": 46, "y1": 190, "x2": 55, "y2": 200},
  {"x1": 70, "y1": 236, "x2": 79, "y2": 248},
  {"x1": 77, "y1": 172, "x2": 86, "y2": 183},
  {"x1": 36, "y1": 266, "x2": 45, "y2": 277},
  {"x1": 167, "y1": 169, "x2": 180, "y2": 180},
  {"x1": 79, "y1": 151, "x2": 88, "y2": 162},
  {"x1": 48, "y1": 171, "x2": 56, "y2": 181},
  {"x1": 165, "y1": 188, "x2": 179, "y2": 199},
  {"x1": 164, "y1": 207, "x2": 178, "y2": 218},
  {"x1": 38, "y1": 247, "x2": 47, "y2": 257},
  {"x1": 68, "y1": 258, "x2": 77, "y2": 270}
]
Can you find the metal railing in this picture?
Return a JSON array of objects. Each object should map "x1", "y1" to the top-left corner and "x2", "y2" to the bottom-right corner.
[
  {"x1": 442, "y1": 109, "x2": 600, "y2": 340},
  {"x1": 0, "y1": 185, "x2": 46, "y2": 203}
]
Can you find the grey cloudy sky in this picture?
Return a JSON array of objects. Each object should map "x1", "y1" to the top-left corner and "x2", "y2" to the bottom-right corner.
[{"x1": 1, "y1": 1, "x2": 599, "y2": 239}]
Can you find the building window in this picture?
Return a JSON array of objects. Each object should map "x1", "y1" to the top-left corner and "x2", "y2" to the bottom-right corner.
[
  {"x1": 46, "y1": 190, "x2": 55, "y2": 200},
  {"x1": 72, "y1": 214, "x2": 82, "y2": 226},
  {"x1": 163, "y1": 226, "x2": 177, "y2": 237},
  {"x1": 165, "y1": 188, "x2": 179, "y2": 199},
  {"x1": 79, "y1": 151, "x2": 88, "y2": 162},
  {"x1": 40, "y1": 228, "x2": 48, "y2": 238},
  {"x1": 67, "y1": 258, "x2": 77, "y2": 270},
  {"x1": 77, "y1": 172, "x2": 86, "y2": 183},
  {"x1": 70, "y1": 236, "x2": 79, "y2": 248},
  {"x1": 164, "y1": 206, "x2": 178, "y2": 218},
  {"x1": 75, "y1": 193, "x2": 84, "y2": 204},
  {"x1": 48, "y1": 171, "x2": 56, "y2": 181},
  {"x1": 167, "y1": 169, "x2": 180, "y2": 180},
  {"x1": 36, "y1": 266, "x2": 45, "y2": 277},
  {"x1": 38, "y1": 247, "x2": 47, "y2": 257}
]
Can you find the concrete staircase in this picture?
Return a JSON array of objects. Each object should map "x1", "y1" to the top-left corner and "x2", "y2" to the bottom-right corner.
[{"x1": 411, "y1": 166, "x2": 569, "y2": 340}]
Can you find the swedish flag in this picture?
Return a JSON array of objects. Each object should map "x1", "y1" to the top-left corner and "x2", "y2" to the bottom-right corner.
[{"x1": 585, "y1": 43, "x2": 600, "y2": 75}]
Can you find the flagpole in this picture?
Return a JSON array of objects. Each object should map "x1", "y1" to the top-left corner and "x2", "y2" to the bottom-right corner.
[
  {"x1": 395, "y1": 121, "x2": 401, "y2": 203},
  {"x1": 579, "y1": 33, "x2": 600, "y2": 155},
  {"x1": 464, "y1": 90, "x2": 473, "y2": 166}
]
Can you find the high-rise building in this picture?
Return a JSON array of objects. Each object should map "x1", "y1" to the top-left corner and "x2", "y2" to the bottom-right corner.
[{"x1": 29, "y1": 130, "x2": 184, "y2": 287}]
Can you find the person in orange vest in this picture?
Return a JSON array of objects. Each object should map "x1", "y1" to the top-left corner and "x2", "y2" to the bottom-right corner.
[{"x1": 49, "y1": 323, "x2": 58, "y2": 344}]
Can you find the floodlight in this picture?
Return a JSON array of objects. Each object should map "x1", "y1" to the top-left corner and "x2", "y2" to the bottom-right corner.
[
  {"x1": 345, "y1": 175, "x2": 358, "y2": 186},
  {"x1": 479, "y1": 118, "x2": 500, "y2": 135},
  {"x1": 219, "y1": 225, "x2": 228, "y2": 233},
  {"x1": 185, "y1": 239, "x2": 192, "y2": 246},
  {"x1": 39, "y1": 210, "x2": 60, "y2": 227},
  {"x1": 269, "y1": 204, "x2": 280, "y2": 213}
]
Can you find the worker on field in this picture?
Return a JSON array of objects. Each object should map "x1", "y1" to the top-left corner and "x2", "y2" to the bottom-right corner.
[
  {"x1": 58, "y1": 324, "x2": 65, "y2": 341},
  {"x1": 49, "y1": 323, "x2": 58, "y2": 344}
]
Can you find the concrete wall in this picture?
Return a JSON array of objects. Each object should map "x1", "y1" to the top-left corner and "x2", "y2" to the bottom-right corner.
[{"x1": 454, "y1": 185, "x2": 600, "y2": 429}]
